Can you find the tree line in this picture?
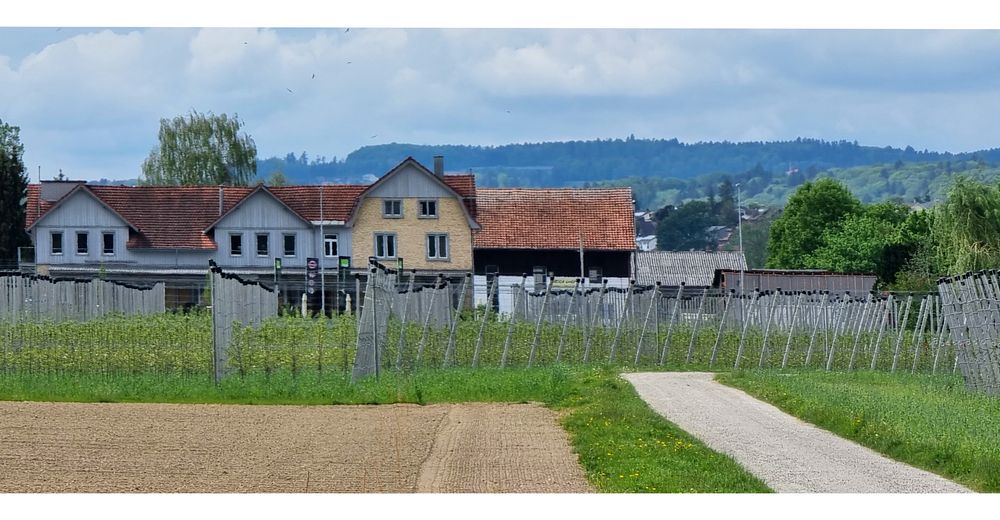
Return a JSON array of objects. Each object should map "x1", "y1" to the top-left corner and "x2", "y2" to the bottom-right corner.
[{"x1": 764, "y1": 177, "x2": 1000, "y2": 291}]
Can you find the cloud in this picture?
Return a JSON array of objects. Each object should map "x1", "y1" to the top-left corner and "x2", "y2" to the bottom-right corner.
[{"x1": 2, "y1": 27, "x2": 1000, "y2": 181}]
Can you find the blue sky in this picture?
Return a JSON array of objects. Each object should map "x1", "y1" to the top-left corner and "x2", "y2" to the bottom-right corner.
[{"x1": 3, "y1": 4, "x2": 1000, "y2": 181}]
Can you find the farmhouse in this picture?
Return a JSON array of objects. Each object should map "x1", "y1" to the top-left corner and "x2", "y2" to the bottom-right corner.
[
  {"x1": 22, "y1": 157, "x2": 637, "y2": 311},
  {"x1": 24, "y1": 157, "x2": 476, "y2": 308}
]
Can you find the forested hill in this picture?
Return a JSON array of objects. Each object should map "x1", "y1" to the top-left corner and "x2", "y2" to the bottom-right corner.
[{"x1": 257, "y1": 137, "x2": 1000, "y2": 188}]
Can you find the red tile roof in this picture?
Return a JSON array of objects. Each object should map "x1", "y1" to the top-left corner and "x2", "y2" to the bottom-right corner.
[
  {"x1": 24, "y1": 185, "x2": 54, "y2": 229},
  {"x1": 473, "y1": 187, "x2": 635, "y2": 251},
  {"x1": 26, "y1": 173, "x2": 633, "y2": 253},
  {"x1": 269, "y1": 185, "x2": 367, "y2": 222},
  {"x1": 92, "y1": 186, "x2": 254, "y2": 249},
  {"x1": 441, "y1": 174, "x2": 477, "y2": 218},
  {"x1": 25, "y1": 179, "x2": 472, "y2": 250}
]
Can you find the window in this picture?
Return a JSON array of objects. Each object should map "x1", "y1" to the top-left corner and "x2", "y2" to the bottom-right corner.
[
  {"x1": 256, "y1": 233, "x2": 269, "y2": 256},
  {"x1": 102, "y1": 232, "x2": 115, "y2": 256},
  {"x1": 588, "y1": 267, "x2": 603, "y2": 285},
  {"x1": 51, "y1": 232, "x2": 63, "y2": 255},
  {"x1": 426, "y1": 233, "x2": 449, "y2": 260},
  {"x1": 283, "y1": 233, "x2": 296, "y2": 257},
  {"x1": 230, "y1": 233, "x2": 243, "y2": 256},
  {"x1": 76, "y1": 232, "x2": 88, "y2": 255},
  {"x1": 324, "y1": 234, "x2": 338, "y2": 258},
  {"x1": 374, "y1": 233, "x2": 397, "y2": 259},
  {"x1": 383, "y1": 199, "x2": 402, "y2": 218},
  {"x1": 418, "y1": 199, "x2": 438, "y2": 218}
]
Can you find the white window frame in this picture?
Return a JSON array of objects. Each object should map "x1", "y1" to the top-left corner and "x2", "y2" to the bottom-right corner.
[
  {"x1": 256, "y1": 233, "x2": 269, "y2": 257},
  {"x1": 418, "y1": 199, "x2": 439, "y2": 219},
  {"x1": 51, "y1": 231, "x2": 63, "y2": 256},
  {"x1": 374, "y1": 233, "x2": 397, "y2": 259},
  {"x1": 101, "y1": 231, "x2": 115, "y2": 256},
  {"x1": 324, "y1": 234, "x2": 338, "y2": 258},
  {"x1": 382, "y1": 199, "x2": 403, "y2": 218},
  {"x1": 76, "y1": 231, "x2": 89, "y2": 255},
  {"x1": 283, "y1": 233, "x2": 297, "y2": 257},
  {"x1": 230, "y1": 233, "x2": 243, "y2": 256},
  {"x1": 426, "y1": 233, "x2": 449, "y2": 261}
]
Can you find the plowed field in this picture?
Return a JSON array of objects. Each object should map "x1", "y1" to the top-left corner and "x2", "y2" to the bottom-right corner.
[{"x1": 0, "y1": 401, "x2": 592, "y2": 493}]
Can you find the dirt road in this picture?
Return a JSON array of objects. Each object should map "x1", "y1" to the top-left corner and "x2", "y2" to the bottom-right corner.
[
  {"x1": 623, "y1": 372, "x2": 970, "y2": 493},
  {"x1": 0, "y1": 401, "x2": 591, "y2": 493}
]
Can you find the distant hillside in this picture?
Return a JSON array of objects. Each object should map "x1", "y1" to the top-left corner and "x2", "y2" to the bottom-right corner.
[
  {"x1": 600, "y1": 159, "x2": 1000, "y2": 210},
  {"x1": 256, "y1": 137, "x2": 1000, "y2": 190}
]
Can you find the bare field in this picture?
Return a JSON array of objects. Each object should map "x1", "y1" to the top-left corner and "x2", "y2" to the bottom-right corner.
[{"x1": 0, "y1": 401, "x2": 592, "y2": 493}]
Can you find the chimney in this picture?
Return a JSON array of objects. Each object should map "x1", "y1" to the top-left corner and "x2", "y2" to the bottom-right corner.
[
  {"x1": 433, "y1": 155, "x2": 444, "y2": 177},
  {"x1": 218, "y1": 186, "x2": 224, "y2": 216},
  {"x1": 40, "y1": 179, "x2": 86, "y2": 202}
]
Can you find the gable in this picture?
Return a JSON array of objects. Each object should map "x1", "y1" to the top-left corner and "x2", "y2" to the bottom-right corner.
[
  {"x1": 366, "y1": 164, "x2": 457, "y2": 199},
  {"x1": 214, "y1": 189, "x2": 311, "y2": 230},
  {"x1": 31, "y1": 189, "x2": 131, "y2": 229}
]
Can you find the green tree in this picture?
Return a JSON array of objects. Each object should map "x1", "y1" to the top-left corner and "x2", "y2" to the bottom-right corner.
[
  {"x1": 656, "y1": 200, "x2": 715, "y2": 251},
  {"x1": 929, "y1": 176, "x2": 1000, "y2": 274},
  {"x1": 141, "y1": 111, "x2": 257, "y2": 186},
  {"x1": 715, "y1": 178, "x2": 738, "y2": 226},
  {"x1": 766, "y1": 179, "x2": 862, "y2": 268},
  {"x1": 806, "y1": 213, "x2": 899, "y2": 276},
  {"x1": 0, "y1": 118, "x2": 30, "y2": 262},
  {"x1": 266, "y1": 170, "x2": 289, "y2": 187}
]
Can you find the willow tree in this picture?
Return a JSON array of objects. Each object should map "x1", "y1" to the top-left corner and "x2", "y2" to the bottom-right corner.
[
  {"x1": 141, "y1": 111, "x2": 257, "y2": 186},
  {"x1": 931, "y1": 176, "x2": 1000, "y2": 274}
]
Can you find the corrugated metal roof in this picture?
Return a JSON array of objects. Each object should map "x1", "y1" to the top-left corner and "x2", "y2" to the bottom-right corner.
[{"x1": 635, "y1": 250, "x2": 747, "y2": 286}]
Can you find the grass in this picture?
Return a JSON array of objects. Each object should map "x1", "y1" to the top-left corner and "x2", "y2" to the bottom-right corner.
[
  {"x1": 718, "y1": 369, "x2": 1000, "y2": 492},
  {"x1": 0, "y1": 366, "x2": 770, "y2": 493}
]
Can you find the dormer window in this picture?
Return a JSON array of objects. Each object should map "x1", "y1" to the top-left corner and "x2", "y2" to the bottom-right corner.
[{"x1": 383, "y1": 199, "x2": 402, "y2": 218}]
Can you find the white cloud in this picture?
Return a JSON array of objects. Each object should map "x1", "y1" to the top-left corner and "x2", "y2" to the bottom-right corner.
[{"x1": 3, "y1": 27, "x2": 1000, "y2": 180}]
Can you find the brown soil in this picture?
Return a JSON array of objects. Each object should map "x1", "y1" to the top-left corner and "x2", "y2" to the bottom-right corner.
[{"x1": 0, "y1": 401, "x2": 592, "y2": 493}]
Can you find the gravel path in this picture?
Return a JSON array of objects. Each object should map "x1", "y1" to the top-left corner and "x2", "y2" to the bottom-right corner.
[{"x1": 624, "y1": 372, "x2": 971, "y2": 493}]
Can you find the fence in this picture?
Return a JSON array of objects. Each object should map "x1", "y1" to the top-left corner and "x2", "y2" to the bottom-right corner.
[
  {"x1": 3, "y1": 261, "x2": 998, "y2": 397},
  {"x1": 0, "y1": 271, "x2": 164, "y2": 322},
  {"x1": 209, "y1": 261, "x2": 279, "y2": 383},
  {"x1": 938, "y1": 271, "x2": 1000, "y2": 395},
  {"x1": 338, "y1": 261, "x2": 963, "y2": 385}
]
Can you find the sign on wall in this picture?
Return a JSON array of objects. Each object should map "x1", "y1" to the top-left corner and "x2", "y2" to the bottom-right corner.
[{"x1": 305, "y1": 257, "x2": 318, "y2": 296}]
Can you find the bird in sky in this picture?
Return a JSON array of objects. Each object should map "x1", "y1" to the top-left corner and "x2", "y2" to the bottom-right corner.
[
  {"x1": 370, "y1": 134, "x2": 377, "y2": 139},
  {"x1": 286, "y1": 88, "x2": 294, "y2": 94},
  {"x1": 311, "y1": 73, "x2": 315, "y2": 79},
  {"x1": 345, "y1": 28, "x2": 350, "y2": 33}
]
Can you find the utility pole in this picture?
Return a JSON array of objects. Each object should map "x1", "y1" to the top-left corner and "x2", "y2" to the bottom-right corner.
[
  {"x1": 736, "y1": 182, "x2": 745, "y2": 296},
  {"x1": 320, "y1": 182, "x2": 326, "y2": 317}
]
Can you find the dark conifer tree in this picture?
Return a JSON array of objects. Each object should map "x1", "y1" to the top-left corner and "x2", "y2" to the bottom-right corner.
[{"x1": 0, "y1": 118, "x2": 29, "y2": 263}]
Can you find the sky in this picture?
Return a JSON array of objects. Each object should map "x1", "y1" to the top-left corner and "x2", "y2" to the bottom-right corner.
[{"x1": 3, "y1": 3, "x2": 1000, "y2": 181}]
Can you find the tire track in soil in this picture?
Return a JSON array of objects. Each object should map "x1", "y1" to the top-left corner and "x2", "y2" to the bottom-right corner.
[{"x1": 416, "y1": 403, "x2": 593, "y2": 493}]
